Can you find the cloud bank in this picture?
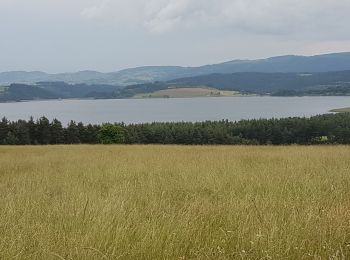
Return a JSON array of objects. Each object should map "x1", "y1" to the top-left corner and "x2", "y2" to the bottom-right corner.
[
  {"x1": 80, "y1": 0, "x2": 350, "y2": 37},
  {"x1": 0, "y1": 0, "x2": 350, "y2": 72}
]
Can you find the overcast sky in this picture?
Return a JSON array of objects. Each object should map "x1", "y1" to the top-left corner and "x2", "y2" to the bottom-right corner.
[{"x1": 1, "y1": 0, "x2": 350, "y2": 73}]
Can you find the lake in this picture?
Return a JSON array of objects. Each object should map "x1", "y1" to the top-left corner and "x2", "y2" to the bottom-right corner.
[{"x1": 0, "y1": 96, "x2": 349, "y2": 125}]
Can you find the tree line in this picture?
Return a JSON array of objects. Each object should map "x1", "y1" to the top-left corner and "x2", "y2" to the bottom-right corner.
[
  {"x1": 0, "y1": 113, "x2": 350, "y2": 145},
  {"x1": 272, "y1": 85, "x2": 350, "y2": 96}
]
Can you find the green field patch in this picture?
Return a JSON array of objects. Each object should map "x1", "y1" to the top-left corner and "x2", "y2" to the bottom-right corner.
[
  {"x1": 133, "y1": 87, "x2": 242, "y2": 98},
  {"x1": 330, "y1": 107, "x2": 350, "y2": 113}
]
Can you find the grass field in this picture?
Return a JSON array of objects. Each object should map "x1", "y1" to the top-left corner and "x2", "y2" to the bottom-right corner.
[
  {"x1": 133, "y1": 87, "x2": 241, "y2": 98},
  {"x1": 1, "y1": 146, "x2": 350, "y2": 259},
  {"x1": 331, "y1": 107, "x2": 350, "y2": 113}
]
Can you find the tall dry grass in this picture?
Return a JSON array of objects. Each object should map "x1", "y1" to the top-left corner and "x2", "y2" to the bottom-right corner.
[{"x1": 0, "y1": 145, "x2": 350, "y2": 259}]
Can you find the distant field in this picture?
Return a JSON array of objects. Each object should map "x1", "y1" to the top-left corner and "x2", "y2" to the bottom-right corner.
[
  {"x1": 1, "y1": 146, "x2": 350, "y2": 259},
  {"x1": 331, "y1": 107, "x2": 350, "y2": 113},
  {"x1": 133, "y1": 87, "x2": 241, "y2": 98}
]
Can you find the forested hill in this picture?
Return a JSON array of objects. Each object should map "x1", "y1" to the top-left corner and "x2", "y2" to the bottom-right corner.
[
  {"x1": 169, "y1": 70, "x2": 350, "y2": 94},
  {"x1": 1, "y1": 52, "x2": 350, "y2": 86},
  {"x1": 0, "y1": 82, "x2": 121, "y2": 102},
  {"x1": 1, "y1": 70, "x2": 350, "y2": 102}
]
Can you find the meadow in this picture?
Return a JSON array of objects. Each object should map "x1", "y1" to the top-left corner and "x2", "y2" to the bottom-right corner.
[
  {"x1": 331, "y1": 107, "x2": 350, "y2": 113},
  {"x1": 0, "y1": 145, "x2": 350, "y2": 259},
  {"x1": 133, "y1": 87, "x2": 240, "y2": 98}
]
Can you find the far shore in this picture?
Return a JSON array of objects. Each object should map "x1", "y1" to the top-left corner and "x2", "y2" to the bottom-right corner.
[{"x1": 1, "y1": 95, "x2": 350, "y2": 104}]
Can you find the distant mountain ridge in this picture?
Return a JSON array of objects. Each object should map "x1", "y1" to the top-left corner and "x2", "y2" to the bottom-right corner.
[
  {"x1": 1, "y1": 52, "x2": 350, "y2": 86},
  {"x1": 1, "y1": 70, "x2": 350, "y2": 102}
]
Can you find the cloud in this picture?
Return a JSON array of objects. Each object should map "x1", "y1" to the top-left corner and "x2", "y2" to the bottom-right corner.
[
  {"x1": 79, "y1": 0, "x2": 350, "y2": 37},
  {"x1": 1, "y1": 0, "x2": 350, "y2": 72}
]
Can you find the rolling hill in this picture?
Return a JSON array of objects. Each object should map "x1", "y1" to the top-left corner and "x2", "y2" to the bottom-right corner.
[
  {"x1": 0, "y1": 82, "x2": 121, "y2": 102},
  {"x1": 1, "y1": 70, "x2": 350, "y2": 102},
  {"x1": 1, "y1": 52, "x2": 350, "y2": 86},
  {"x1": 169, "y1": 70, "x2": 350, "y2": 94}
]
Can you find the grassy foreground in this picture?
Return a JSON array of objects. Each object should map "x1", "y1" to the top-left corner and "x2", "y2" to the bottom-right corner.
[{"x1": 1, "y1": 146, "x2": 350, "y2": 259}]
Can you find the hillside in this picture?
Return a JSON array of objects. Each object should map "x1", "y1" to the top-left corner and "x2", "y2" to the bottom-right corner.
[
  {"x1": 2, "y1": 70, "x2": 350, "y2": 102},
  {"x1": 133, "y1": 87, "x2": 241, "y2": 98},
  {"x1": 1, "y1": 52, "x2": 350, "y2": 86},
  {"x1": 0, "y1": 84, "x2": 58, "y2": 102},
  {"x1": 169, "y1": 70, "x2": 350, "y2": 94},
  {"x1": 0, "y1": 82, "x2": 121, "y2": 102},
  {"x1": 331, "y1": 107, "x2": 350, "y2": 113}
]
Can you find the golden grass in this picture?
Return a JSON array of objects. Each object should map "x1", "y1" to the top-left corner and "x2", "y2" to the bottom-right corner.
[
  {"x1": 0, "y1": 145, "x2": 350, "y2": 259},
  {"x1": 133, "y1": 87, "x2": 241, "y2": 98},
  {"x1": 330, "y1": 107, "x2": 350, "y2": 113}
]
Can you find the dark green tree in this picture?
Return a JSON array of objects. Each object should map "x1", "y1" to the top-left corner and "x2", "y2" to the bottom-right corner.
[
  {"x1": 50, "y1": 119, "x2": 64, "y2": 144},
  {"x1": 65, "y1": 121, "x2": 81, "y2": 144},
  {"x1": 37, "y1": 117, "x2": 51, "y2": 144},
  {"x1": 98, "y1": 124, "x2": 126, "y2": 144}
]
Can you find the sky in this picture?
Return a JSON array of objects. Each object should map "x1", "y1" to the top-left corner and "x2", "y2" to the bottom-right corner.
[{"x1": 1, "y1": 0, "x2": 350, "y2": 73}]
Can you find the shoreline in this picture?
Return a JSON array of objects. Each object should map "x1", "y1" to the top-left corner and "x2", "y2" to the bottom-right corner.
[{"x1": 2, "y1": 95, "x2": 350, "y2": 104}]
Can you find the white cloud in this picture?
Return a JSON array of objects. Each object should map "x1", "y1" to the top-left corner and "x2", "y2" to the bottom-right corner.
[
  {"x1": 79, "y1": 0, "x2": 350, "y2": 37},
  {"x1": 1, "y1": 0, "x2": 350, "y2": 72}
]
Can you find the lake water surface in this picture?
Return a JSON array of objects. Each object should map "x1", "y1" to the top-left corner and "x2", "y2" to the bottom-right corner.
[{"x1": 0, "y1": 96, "x2": 349, "y2": 124}]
